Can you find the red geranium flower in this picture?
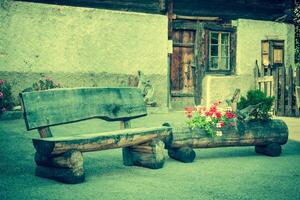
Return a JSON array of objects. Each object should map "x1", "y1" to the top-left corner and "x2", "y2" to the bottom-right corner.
[{"x1": 215, "y1": 112, "x2": 222, "y2": 119}]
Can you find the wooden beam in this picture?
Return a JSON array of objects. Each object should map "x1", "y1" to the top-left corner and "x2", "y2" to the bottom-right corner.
[
  {"x1": 33, "y1": 126, "x2": 171, "y2": 156},
  {"x1": 172, "y1": 14, "x2": 220, "y2": 21}
]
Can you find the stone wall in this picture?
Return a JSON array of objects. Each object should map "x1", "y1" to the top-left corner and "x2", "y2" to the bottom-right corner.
[{"x1": 0, "y1": 2, "x2": 168, "y2": 108}]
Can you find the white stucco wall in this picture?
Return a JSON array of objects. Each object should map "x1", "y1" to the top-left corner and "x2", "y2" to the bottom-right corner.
[
  {"x1": 0, "y1": 2, "x2": 168, "y2": 75},
  {"x1": 202, "y1": 19, "x2": 295, "y2": 106}
]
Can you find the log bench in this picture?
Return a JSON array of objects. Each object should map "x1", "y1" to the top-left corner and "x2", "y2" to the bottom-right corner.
[
  {"x1": 20, "y1": 87, "x2": 171, "y2": 184},
  {"x1": 164, "y1": 120, "x2": 288, "y2": 163}
]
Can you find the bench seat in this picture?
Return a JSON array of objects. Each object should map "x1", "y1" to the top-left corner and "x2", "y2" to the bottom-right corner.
[{"x1": 33, "y1": 126, "x2": 171, "y2": 156}]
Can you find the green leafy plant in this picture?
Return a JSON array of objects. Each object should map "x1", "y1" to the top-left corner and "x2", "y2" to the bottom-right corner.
[
  {"x1": 0, "y1": 79, "x2": 14, "y2": 113},
  {"x1": 237, "y1": 89, "x2": 274, "y2": 121}
]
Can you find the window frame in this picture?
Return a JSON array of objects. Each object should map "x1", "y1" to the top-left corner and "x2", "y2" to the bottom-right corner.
[
  {"x1": 261, "y1": 40, "x2": 284, "y2": 68},
  {"x1": 208, "y1": 31, "x2": 231, "y2": 72},
  {"x1": 204, "y1": 24, "x2": 236, "y2": 75}
]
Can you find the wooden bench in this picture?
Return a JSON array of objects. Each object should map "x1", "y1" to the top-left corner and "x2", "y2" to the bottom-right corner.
[
  {"x1": 164, "y1": 120, "x2": 288, "y2": 163},
  {"x1": 20, "y1": 87, "x2": 171, "y2": 184}
]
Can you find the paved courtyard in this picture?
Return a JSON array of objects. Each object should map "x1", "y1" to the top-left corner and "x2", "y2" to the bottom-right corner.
[{"x1": 0, "y1": 112, "x2": 299, "y2": 200}]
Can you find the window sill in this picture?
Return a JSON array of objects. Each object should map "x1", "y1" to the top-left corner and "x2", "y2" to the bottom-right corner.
[{"x1": 205, "y1": 71, "x2": 235, "y2": 76}]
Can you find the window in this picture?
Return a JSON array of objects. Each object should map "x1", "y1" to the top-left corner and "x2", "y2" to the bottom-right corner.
[
  {"x1": 209, "y1": 32, "x2": 230, "y2": 71},
  {"x1": 261, "y1": 40, "x2": 284, "y2": 67}
]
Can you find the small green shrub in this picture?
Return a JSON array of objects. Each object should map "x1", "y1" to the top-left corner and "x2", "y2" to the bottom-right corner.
[
  {"x1": 0, "y1": 80, "x2": 14, "y2": 113},
  {"x1": 23, "y1": 77, "x2": 62, "y2": 92},
  {"x1": 237, "y1": 89, "x2": 274, "y2": 121}
]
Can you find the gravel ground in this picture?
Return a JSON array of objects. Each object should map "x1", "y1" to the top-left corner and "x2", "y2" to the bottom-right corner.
[{"x1": 0, "y1": 112, "x2": 299, "y2": 200}]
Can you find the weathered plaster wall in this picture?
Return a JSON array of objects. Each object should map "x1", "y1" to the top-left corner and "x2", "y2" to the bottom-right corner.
[
  {"x1": 0, "y1": 2, "x2": 168, "y2": 107},
  {"x1": 202, "y1": 19, "x2": 295, "y2": 106}
]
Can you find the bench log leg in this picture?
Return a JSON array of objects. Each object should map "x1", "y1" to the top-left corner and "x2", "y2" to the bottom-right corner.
[
  {"x1": 168, "y1": 147, "x2": 196, "y2": 163},
  {"x1": 255, "y1": 143, "x2": 282, "y2": 157},
  {"x1": 34, "y1": 150, "x2": 85, "y2": 184},
  {"x1": 122, "y1": 139, "x2": 166, "y2": 169}
]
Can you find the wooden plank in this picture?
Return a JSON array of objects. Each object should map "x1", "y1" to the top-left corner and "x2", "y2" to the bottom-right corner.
[
  {"x1": 33, "y1": 126, "x2": 171, "y2": 156},
  {"x1": 230, "y1": 31, "x2": 237, "y2": 74},
  {"x1": 287, "y1": 65, "x2": 293, "y2": 116},
  {"x1": 202, "y1": 23, "x2": 236, "y2": 32},
  {"x1": 273, "y1": 68, "x2": 279, "y2": 115},
  {"x1": 279, "y1": 68, "x2": 286, "y2": 116},
  {"x1": 257, "y1": 76, "x2": 274, "y2": 82},
  {"x1": 173, "y1": 20, "x2": 197, "y2": 30},
  {"x1": 173, "y1": 42, "x2": 194, "y2": 48},
  {"x1": 296, "y1": 86, "x2": 300, "y2": 111},
  {"x1": 172, "y1": 15, "x2": 220, "y2": 21},
  {"x1": 20, "y1": 87, "x2": 147, "y2": 130},
  {"x1": 20, "y1": 0, "x2": 161, "y2": 14}
]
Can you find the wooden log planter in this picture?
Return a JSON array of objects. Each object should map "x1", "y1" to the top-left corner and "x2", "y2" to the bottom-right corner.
[{"x1": 164, "y1": 120, "x2": 288, "y2": 163}]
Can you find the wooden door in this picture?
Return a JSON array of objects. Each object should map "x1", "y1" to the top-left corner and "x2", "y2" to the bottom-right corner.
[{"x1": 171, "y1": 30, "x2": 196, "y2": 96}]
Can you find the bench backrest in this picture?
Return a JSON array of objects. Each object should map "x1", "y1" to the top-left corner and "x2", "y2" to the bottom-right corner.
[
  {"x1": 20, "y1": 87, "x2": 147, "y2": 131},
  {"x1": 296, "y1": 86, "x2": 300, "y2": 109}
]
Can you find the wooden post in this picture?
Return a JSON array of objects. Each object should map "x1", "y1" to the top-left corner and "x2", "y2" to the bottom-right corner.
[
  {"x1": 279, "y1": 67, "x2": 286, "y2": 116},
  {"x1": 273, "y1": 67, "x2": 279, "y2": 115},
  {"x1": 295, "y1": 67, "x2": 300, "y2": 117},
  {"x1": 167, "y1": 1, "x2": 173, "y2": 40},
  {"x1": 254, "y1": 60, "x2": 260, "y2": 89},
  {"x1": 287, "y1": 65, "x2": 293, "y2": 116},
  {"x1": 38, "y1": 127, "x2": 52, "y2": 138},
  {"x1": 120, "y1": 120, "x2": 133, "y2": 166}
]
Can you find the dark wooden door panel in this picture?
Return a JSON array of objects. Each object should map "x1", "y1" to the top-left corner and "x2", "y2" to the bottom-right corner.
[{"x1": 171, "y1": 30, "x2": 195, "y2": 94}]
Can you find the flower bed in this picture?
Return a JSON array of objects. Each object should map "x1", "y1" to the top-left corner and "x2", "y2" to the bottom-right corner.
[{"x1": 184, "y1": 101, "x2": 237, "y2": 137}]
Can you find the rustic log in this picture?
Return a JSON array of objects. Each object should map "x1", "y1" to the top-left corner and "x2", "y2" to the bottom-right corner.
[
  {"x1": 33, "y1": 126, "x2": 171, "y2": 156},
  {"x1": 35, "y1": 150, "x2": 85, "y2": 184},
  {"x1": 168, "y1": 147, "x2": 196, "y2": 163},
  {"x1": 255, "y1": 143, "x2": 282, "y2": 157},
  {"x1": 124, "y1": 139, "x2": 166, "y2": 169},
  {"x1": 166, "y1": 120, "x2": 288, "y2": 149},
  {"x1": 35, "y1": 150, "x2": 83, "y2": 169}
]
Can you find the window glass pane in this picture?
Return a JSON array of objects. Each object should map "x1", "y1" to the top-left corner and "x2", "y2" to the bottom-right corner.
[
  {"x1": 221, "y1": 45, "x2": 229, "y2": 57},
  {"x1": 210, "y1": 57, "x2": 219, "y2": 70},
  {"x1": 273, "y1": 48, "x2": 283, "y2": 64},
  {"x1": 262, "y1": 42, "x2": 269, "y2": 54},
  {"x1": 220, "y1": 57, "x2": 229, "y2": 70},
  {"x1": 210, "y1": 45, "x2": 218, "y2": 56},
  {"x1": 262, "y1": 54, "x2": 269, "y2": 66},
  {"x1": 211, "y1": 33, "x2": 218, "y2": 44},
  {"x1": 221, "y1": 33, "x2": 229, "y2": 45}
]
